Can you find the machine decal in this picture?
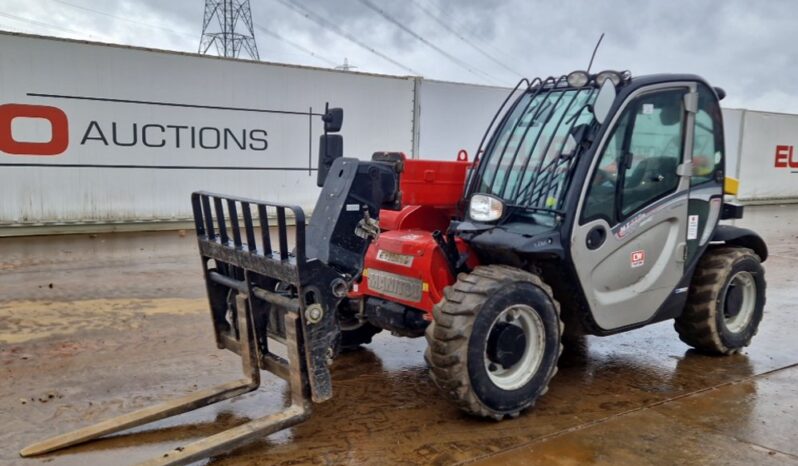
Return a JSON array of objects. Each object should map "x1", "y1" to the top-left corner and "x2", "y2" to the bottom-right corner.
[
  {"x1": 531, "y1": 237, "x2": 555, "y2": 249},
  {"x1": 377, "y1": 249, "x2": 414, "y2": 267},
  {"x1": 616, "y1": 208, "x2": 657, "y2": 239},
  {"x1": 631, "y1": 250, "x2": 646, "y2": 268},
  {"x1": 687, "y1": 214, "x2": 699, "y2": 240},
  {"x1": 367, "y1": 269, "x2": 424, "y2": 302},
  {"x1": 613, "y1": 192, "x2": 688, "y2": 240}
]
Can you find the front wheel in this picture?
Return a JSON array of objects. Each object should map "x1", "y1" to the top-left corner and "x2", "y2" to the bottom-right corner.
[
  {"x1": 424, "y1": 265, "x2": 562, "y2": 420},
  {"x1": 675, "y1": 247, "x2": 766, "y2": 355}
]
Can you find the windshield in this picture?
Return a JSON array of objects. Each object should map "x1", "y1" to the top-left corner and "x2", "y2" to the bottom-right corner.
[{"x1": 470, "y1": 86, "x2": 598, "y2": 215}]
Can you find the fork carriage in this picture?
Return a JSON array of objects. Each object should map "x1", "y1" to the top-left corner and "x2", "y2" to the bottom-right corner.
[
  {"x1": 194, "y1": 190, "x2": 339, "y2": 405},
  {"x1": 20, "y1": 192, "x2": 326, "y2": 466},
  {"x1": 21, "y1": 155, "x2": 402, "y2": 465}
]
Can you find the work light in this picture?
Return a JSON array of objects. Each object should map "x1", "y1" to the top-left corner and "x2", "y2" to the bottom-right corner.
[
  {"x1": 567, "y1": 70, "x2": 590, "y2": 88},
  {"x1": 595, "y1": 70, "x2": 622, "y2": 87}
]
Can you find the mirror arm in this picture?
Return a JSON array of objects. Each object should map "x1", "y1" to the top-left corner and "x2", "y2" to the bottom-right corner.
[{"x1": 323, "y1": 102, "x2": 330, "y2": 139}]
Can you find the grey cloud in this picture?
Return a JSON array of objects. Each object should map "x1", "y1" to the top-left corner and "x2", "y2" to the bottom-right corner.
[{"x1": 2, "y1": 0, "x2": 797, "y2": 112}]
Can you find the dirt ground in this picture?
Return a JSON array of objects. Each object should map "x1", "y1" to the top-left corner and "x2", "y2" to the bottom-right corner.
[{"x1": 2, "y1": 205, "x2": 798, "y2": 466}]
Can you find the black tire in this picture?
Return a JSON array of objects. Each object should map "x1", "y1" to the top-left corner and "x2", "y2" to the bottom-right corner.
[
  {"x1": 337, "y1": 298, "x2": 382, "y2": 350},
  {"x1": 424, "y1": 265, "x2": 562, "y2": 420},
  {"x1": 340, "y1": 322, "x2": 382, "y2": 350},
  {"x1": 675, "y1": 247, "x2": 766, "y2": 355}
]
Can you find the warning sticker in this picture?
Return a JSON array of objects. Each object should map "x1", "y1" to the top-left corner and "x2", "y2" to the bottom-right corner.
[
  {"x1": 631, "y1": 250, "x2": 646, "y2": 268},
  {"x1": 642, "y1": 103, "x2": 655, "y2": 115},
  {"x1": 687, "y1": 215, "x2": 699, "y2": 240}
]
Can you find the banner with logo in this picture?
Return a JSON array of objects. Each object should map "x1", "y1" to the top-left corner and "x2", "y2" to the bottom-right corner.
[
  {"x1": 0, "y1": 32, "x2": 414, "y2": 226},
  {"x1": 736, "y1": 110, "x2": 798, "y2": 201}
]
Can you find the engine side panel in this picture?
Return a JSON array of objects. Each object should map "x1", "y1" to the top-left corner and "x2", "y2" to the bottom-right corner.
[{"x1": 351, "y1": 229, "x2": 477, "y2": 315}]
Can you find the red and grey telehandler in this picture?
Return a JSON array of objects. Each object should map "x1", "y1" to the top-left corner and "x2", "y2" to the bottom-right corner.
[{"x1": 23, "y1": 70, "x2": 768, "y2": 465}]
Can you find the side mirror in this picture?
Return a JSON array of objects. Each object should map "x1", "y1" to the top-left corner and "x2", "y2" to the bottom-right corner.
[
  {"x1": 317, "y1": 105, "x2": 345, "y2": 187},
  {"x1": 323, "y1": 107, "x2": 344, "y2": 133},
  {"x1": 592, "y1": 79, "x2": 616, "y2": 125}
]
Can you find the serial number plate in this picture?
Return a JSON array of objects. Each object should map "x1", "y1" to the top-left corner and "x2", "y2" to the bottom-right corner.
[
  {"x1": 376, "y1": 249, "x2": 414, "y2": 267},
  {"x1": 367, "y1": 269, "x2": 423, "y2": 302}
]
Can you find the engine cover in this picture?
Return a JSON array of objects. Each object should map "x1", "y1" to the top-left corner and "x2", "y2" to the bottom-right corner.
[{"x1": 351, "y1": 229, "x2": 475, "y2": 317}]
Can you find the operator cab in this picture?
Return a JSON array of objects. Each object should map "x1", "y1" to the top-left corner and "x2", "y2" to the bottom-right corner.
[{"x1": 459, "y1": 70, "x2": 739, "y2": 333}]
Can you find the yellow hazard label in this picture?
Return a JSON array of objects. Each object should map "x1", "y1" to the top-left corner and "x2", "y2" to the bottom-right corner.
[{"x1": 724, "y1": 177, "x2": 739, "y2": 195}]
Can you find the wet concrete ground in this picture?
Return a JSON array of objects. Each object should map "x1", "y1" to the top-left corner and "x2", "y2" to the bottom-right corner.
[{"x1": 1, "y1": 204, "x2": 797, "y2": 465}]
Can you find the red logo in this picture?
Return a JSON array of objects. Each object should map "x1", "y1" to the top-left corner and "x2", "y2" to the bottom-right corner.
[
  {"x1": 631, "y1": 250, "x2": 646, "y2": 268},
  {"x1": 0, "y1": 103, "x2": 69, "y2": 156},
  {"x1": 775, "y1": 145, "x2": 798, "y2": 169}
]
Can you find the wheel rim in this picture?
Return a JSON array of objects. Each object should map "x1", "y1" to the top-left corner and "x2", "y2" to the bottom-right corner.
[
  {"x1": 723, "y1": 271, "x2": 757, "y2": 334},
  {"x1": 339, "y1": 316, "x2": 364, "y2": 331},
  {"x1": 484, "y1": 304, "x2": 546, "y2": 391}
]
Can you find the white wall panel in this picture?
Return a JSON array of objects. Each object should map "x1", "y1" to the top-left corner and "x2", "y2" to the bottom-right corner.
[
  {"x1": 0, "y1": 33, "x2": 414, "y2": 225},
  {"x1": 2, "y1": 32, "x2": 795, "y2": 229},
  {"x1": 721, "y1": 108, "x2": 744, "y2": 179},
  {"x1": 736, "y1": 110, "x2": 798, "y2": 201},
  {"x1": 416, "y1": 80, "x2": 510, "y2": 161}
]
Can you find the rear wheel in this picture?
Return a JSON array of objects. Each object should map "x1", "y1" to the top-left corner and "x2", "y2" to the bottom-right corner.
[
  {"x1": 424, "y1": 265, "x2": 562, "y2": 419},
  {"x1": 340, "y1": 322, "x2": 381, "y2": 350},
  {"x1": 337, "y1": 298, "x2": 381, "y2": 350},
  {"x1": 675, "y1": 247, "x2": 766, "y2": 355}
]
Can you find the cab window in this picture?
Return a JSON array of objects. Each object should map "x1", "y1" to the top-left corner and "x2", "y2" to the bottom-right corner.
[
  {"x1": 691, "y1": 85, "x2": 723, "y2": 185},
  {"x1": 582, "y1": 88, "x2": 686, "y2": 224},
  {"x1": 581, "y1": 110, "x2": 631, "y2": 223}
]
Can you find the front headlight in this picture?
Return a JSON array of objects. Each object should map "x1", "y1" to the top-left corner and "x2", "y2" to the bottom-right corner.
[{"x1": 469, "y1": 194, "x2": 504, "y2": 222}]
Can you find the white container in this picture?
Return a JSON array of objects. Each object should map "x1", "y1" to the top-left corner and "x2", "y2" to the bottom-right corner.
[
  {"x1": 416, "y1": 79, "x2": 511, "y2": 161},
  {"x1": 0, "y1": 32, "x2": 415, "y2": 226},
  {"x1": 735, "y1": 110, "x2": 798, "y2": 202}
]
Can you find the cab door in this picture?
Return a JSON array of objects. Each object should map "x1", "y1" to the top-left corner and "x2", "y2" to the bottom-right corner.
[
  {"x1": 570, "y1": 83, "x2": 697, "y2": 331},
  {"x1": 684, "y1": 84, "x2": 726, "y2": 267}
]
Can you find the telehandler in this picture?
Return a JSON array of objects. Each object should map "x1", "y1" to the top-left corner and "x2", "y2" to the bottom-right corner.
[{"x1": 22, "y1": 70, "x2": 768, "y2": 465}]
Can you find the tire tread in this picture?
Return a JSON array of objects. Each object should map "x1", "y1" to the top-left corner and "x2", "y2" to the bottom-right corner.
[
  {"x1": 674, "y1": 247, "x2": 764, "y2": 355},
  {"x1": 424, "y1": 265, "x2": 562, "y2": 420}
]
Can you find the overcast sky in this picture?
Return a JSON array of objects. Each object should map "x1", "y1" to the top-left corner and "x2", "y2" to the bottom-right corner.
[{"x1": 1, "y1": 0, "x2": 796, "y2": 113}]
